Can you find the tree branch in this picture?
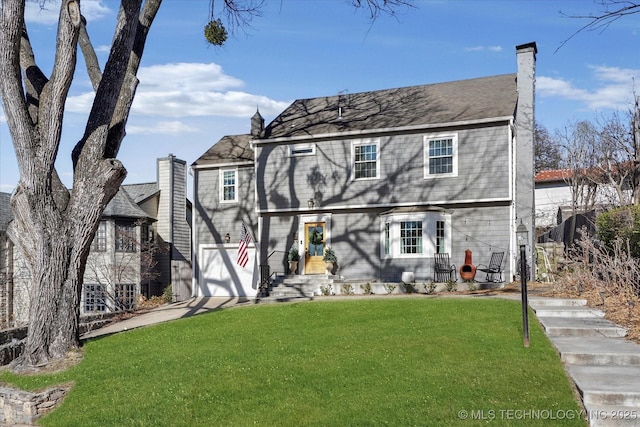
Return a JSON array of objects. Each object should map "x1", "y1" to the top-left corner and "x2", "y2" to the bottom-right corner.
[{"x1": 556, "y1": 1, "x2": 640, "y2": 52}]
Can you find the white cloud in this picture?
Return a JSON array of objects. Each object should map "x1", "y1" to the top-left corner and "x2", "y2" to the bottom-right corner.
[
  {"x1": 25, "y1": 0, "x2": 111, "y2": 25},
  {"x1": 66, "y1": 62, "x2": 291, "y2": 119},
  {"x1": 538, "y1": 65, "x2": 640, "y2": 111},
  {"x1": 464, "y1": 45, "x2": 503, "y2": 52},
  {"x1": 127, "y1": 121, "x2": 197, "y2": 135}
]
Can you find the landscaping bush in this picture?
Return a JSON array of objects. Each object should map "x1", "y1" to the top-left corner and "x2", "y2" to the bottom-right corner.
[{"x1": 596, "y1": 205, "x2": 640, "y2": 258}]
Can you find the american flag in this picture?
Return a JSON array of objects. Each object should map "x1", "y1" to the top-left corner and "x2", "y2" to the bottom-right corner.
[{"x1": 237, "y1": 221, "x2": 252, "y2": 267}]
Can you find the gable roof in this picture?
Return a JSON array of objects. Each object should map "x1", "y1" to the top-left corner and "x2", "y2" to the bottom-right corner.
[
  {"x1": 123, "y1": 182, "x2": 160, "y2": 204},
  {"x1": 262, "y1": 74, "x2": 518, "y2": 139},
  {"x1": 102, "y1": 187, "x2": 153, "y2": 220},
  {"x1": 192, "y1": 134, "x2": 254, "y2": 166}
]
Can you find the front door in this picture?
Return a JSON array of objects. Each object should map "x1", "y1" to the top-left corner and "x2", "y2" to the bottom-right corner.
[{"x1": 305, "y1": 222, "x2": 326, "y2": 274}]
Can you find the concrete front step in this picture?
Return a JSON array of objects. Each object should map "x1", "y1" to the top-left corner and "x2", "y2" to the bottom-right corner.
[
  {"x1": 584, "y1": 404, "x2": 640, "y2": 427},
  {"x1": 529, "y1": 297, "x2": 587, "y2": 307},
  {"x1": 550, "y1": 337, "x2": 640, "y2": 366},
  {"x1": 531, "y1": 305, "x2": 605, "y2": 318},
  {"x1": 568, "y1": 365, "x2": 640, "y2": 408},
  {"x1": 537, "y1": 317, "x2": 627, "y2": 338},
  {"x1": 269, "y1": 284, "x2": 315, "y2": 298}
]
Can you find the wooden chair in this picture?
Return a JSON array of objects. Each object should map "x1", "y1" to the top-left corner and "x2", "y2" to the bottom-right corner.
[
  {"x1": 434, "y1": 253, "x2": 457, "y2": 282},
  {"x1": 477, "y1": 252, "x2": 505, "y2": 282}
]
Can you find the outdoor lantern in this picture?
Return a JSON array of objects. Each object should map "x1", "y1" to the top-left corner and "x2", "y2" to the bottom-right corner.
[
  {"x1": 308, "y1": 198, "x2": 315, "y2": 209},
  {"x1": 516, "y1": 219, "x2": 530, "y2": 347},
  {"x1": 225, "y1": 233, "x2": 231, "y2": 244},
  {"x1": 516, "y1": 220, "x2": 529, "y2": 249}
]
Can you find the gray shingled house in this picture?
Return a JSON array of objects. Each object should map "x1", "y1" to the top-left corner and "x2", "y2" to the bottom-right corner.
[
  {"x1": 0, "y1": 155, "x2": 191, "y2": 326},
  {"x1": 192, "y1": 43, "x2": 537, "y2": 298}
]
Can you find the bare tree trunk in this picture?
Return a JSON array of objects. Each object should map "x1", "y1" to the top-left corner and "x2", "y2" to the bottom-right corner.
[{"x1": 0, "y1": 0, "x2": 161, "y2": 369}]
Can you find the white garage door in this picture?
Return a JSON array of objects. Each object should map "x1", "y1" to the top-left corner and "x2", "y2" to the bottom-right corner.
[{"x1": 198, "y1": 245, "x2": 258, "y2": 297}]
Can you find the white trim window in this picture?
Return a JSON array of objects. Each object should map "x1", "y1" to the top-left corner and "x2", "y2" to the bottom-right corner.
[
  {"x1": 289, "y1": 143, "x2": 316, "y2": 157},
  {"x1": 220, "y1": 169, "x2": 238, "y2": 203},
  {"x1": 424, "y1": 134, "x2": 458, "y2": 178},
  {"x1": 400, "y1": 221, "x2": 422, "y2": 254},
  {"x1": 380, "y1": 212, "x2": 451, "y2": 258},
  {"x1": 352, "y1": 139, "x2": 380, "y2": 180}
]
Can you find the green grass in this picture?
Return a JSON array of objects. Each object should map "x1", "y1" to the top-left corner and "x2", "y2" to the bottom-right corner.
[{"x1": 0, "y1": 298, "x2": 586, "y2": 426}]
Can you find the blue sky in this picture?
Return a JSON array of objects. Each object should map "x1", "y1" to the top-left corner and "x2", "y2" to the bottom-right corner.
[{"x1": 1, "y1": 0, "x2": 639, "y2": 193}]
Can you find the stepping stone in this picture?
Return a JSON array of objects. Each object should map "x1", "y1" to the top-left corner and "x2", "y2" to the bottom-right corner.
[
  {"x1": 537, "y1": 316, "x2": 627, "y2": 338},
  {"x1": 567, "y1": 365, "x2": 640, "y2": 408},
  {"x1": 550, "y1": 337, "x2": 640, "y2": 366}
]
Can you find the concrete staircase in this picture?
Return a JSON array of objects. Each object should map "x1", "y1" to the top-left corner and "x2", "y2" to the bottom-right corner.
[
  {"x1": 258, "y1": 275, "x2": 341, "y2": 303},
  {"x1": 530, "y1": 297, "x2": 640, "y2": 427}
]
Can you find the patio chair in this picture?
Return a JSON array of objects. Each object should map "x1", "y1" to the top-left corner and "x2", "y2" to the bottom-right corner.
[
  {"x1": 477, "y1": 252, "x2": 505, "y2": 282},
  {"x1": 434, "y1": 253, "x2": 457, "y2": 282}
]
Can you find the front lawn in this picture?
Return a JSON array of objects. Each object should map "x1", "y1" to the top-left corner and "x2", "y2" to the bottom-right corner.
[{"x1": 1, "y1": 297, "x2": 586, "y2": 426}]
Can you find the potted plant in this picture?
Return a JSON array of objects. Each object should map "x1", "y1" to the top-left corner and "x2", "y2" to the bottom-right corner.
[
  {"x1": 288, "y1": 244, "x2": 300, "y2": 274},
  {"x1": 323, "y1": 247, "x2": 337, "y2": 275}
]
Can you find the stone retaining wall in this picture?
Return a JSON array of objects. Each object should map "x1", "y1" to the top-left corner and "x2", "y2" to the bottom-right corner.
[{"x1": 0, "y1": 384, "x2": 71, "y2": 425}]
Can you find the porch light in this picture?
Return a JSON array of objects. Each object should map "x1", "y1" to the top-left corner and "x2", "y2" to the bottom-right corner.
[
  {"x1": 516, "y1": 219, "x2": 529, "y2": 348},
  {"x1": 225, "y1": 233, "x2": 231, "y2": 243},
  {"x1": 308, "y1": 198, "x2": 315, "y2": 209}
]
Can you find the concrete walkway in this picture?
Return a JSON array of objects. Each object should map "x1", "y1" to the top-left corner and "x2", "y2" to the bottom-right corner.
[
  {"x1": 529, "y1": 297, "x2": 640, "y2": 427},
  {"x1": 81, "y1": 297, "x2": 253, "y2": 340}
]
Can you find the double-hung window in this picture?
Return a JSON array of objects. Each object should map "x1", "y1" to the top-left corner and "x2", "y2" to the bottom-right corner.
[
  {"x1": 352, "y1": 139, "x2": 380, "y2": 180},
  {"x1": 424, "y1": 134, "x2": 458, "y2": 178},
  {"x1": 115, "y1": 221, "x2": 136, "y2": 252},
  {"x1": 91, "y1": 221, "x2": 107, "y2": 252},
  {"x1": 220, "y1": 169, "x2": 237, "y2": 202},
  {"x1": 400, "y1": 221, "x2": 423, "y2": 254}
]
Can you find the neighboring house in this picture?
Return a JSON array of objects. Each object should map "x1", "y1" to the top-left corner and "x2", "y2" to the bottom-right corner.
[
  {"x1": 192, "y1": 43, "x2": 537, "y2": 298},
  {"x1": 0, "y1": 155, "x2": 191, "y2": 327},
  {"x1": 534, "y1": 168, "x2": 630, "y2": 231}
]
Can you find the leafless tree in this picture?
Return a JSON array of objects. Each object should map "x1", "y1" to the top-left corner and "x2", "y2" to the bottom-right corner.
[
  {"x1": 0, "y1": 0, "x2": 414, "y2": 370},
  {"x1": 534, "y1": 121, "x2": 563, "y2": 174},
  {"x1": 558, "y1": 1, "x2": 640, "y2": 51}
]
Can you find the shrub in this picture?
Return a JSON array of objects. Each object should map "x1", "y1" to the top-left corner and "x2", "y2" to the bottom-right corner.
[
  {"x1": 360, "y1": 283, "x2": 373, "y2": 295},
  {"x1": 341, "y1": 284, "x2": 354, "y2": 295},
  {"x1": 402, "y1": 282, "x2": 416, "y2": 294},
  {"x1": 445, "y1": 280, "x2": 457, "y2": 292},
  {"x1": 383, "y1": 283, "x2": 396, "y2": 294},
  {"x1": 162, "y1": 285, "x2": 173, "y2": 303},
  {"x1": 288, "y1": 245, "x2": 300, "y2": 261},
  {"x1": 424, "y1": 282, "x2": 437, "y2": 294},
  {"x1": 323, "y1": 247, "x2": 337, "y2": 263},
  {"x1": 596, "y1": 205, "x2": 640, "y2": 258},
  {"x1": 320, "y1": 284, "x2": 333, "y2": 296}
]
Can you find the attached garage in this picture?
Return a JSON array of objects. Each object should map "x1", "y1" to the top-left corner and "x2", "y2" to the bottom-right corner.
[{"x1": 197, "y1": 244, "x2": 258, "y2": 297}]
